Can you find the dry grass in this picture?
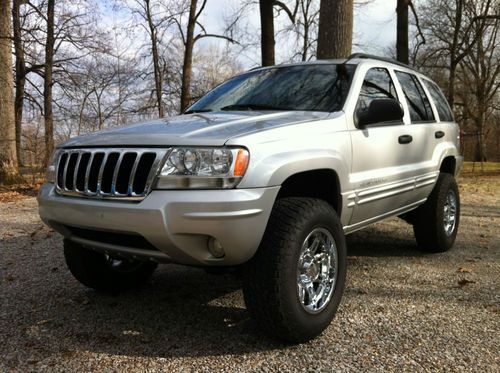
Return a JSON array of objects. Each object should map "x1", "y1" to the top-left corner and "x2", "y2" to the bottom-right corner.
[
  {"x1": 0, "y1": 183, "x2": 41, "y2": 203},
  {"x1": 462, "y1": 161, "x2": 500, "y2": 176}
]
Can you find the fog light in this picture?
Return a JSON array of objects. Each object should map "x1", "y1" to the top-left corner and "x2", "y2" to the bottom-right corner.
[{"x1": 208, "y1": 237, "x2": 225, "y2": 258}]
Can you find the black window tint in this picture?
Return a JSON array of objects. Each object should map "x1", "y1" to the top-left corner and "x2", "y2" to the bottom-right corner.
[
  {"x1": 395, "y1": 71, "x2": 435, "y2": 123},
  {"x1": 423, "y1": 80, "x2": 454, "y2": 122},
  {"x1": 187, "y1": 64, "x2": 355, "y2": 113},
  {"x1": 355, "y1": 68, "x2": 398, "y2": 124}
]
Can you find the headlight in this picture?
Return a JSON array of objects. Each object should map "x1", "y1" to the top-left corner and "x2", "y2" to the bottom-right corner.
[
  {"x1": 45, "y1": 149, "x2": 61, "y2": 184},
  {"x1": 156, "y1": 147, "x2": 249, "y2": 189}
]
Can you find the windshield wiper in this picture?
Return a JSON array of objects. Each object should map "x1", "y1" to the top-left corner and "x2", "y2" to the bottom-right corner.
[
  {"x1": 184, "y1": 109, "x2": 213, "y2": 114},
  {"x1": 220, "y1": 103, "x2": 292, "y2": 111}
]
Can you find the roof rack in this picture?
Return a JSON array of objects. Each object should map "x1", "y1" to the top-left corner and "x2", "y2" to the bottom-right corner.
[{"x1": 348, "y1": 53, "x2": 415, "y2": 70}]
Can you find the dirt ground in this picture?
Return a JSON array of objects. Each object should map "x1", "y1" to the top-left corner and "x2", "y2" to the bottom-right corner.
[{"x1": 0, "y1": 175, "x2": 498, "y2": 372}]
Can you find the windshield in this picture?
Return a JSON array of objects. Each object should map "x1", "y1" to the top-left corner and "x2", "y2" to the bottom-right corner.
[{"x1": 186, "y1": 64, "x2": 355, "y2": 114}]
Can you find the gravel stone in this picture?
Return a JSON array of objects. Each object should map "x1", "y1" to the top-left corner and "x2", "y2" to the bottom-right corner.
[{"x1": 0, "y1": 177, "x2": 498, "y2": 372}]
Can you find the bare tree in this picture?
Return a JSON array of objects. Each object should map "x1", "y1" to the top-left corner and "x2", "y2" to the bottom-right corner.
[
  {"x1": 259, "y1": 0, "x2": 275, "y2": 66},
  {"x1": 190, "y1": 45, "x2": 243, "y2": 100},
  {"x1": 295, "y1": 0, "x2": 319, "y2": 61},
  {"x1": 177, "y1": 0, "x2": 237, "y2": 112},
  {"x1": 278, "y1": 0, "x2": 319, "y2": 62},
  {"x1": 43, "y1": 0, "x2": 56, "y2": 166},
  {"x1": 13, "y1": 0, "x2": 103, "y2": 165},
  {"x1": 396, "y1": 0, "x2": 409, "y2": 64},
  {"x1": 416, "y1": 0, "x2": 500, "y2": 162},
  {"x1": 129, "y1": 0, "x2": 179, "y2": 118},
  {"x1": 457, "y1": 6, "x2": 499, "y2": 162},
  {"x1": 0, "y1": 0, "x2": 21, "y2": 183},
  {"x1": 12, "y1": 0, "x2": 27, "y2": 167},
  {"x1": 145, "y1": 0, "x2": 165, "y2": 117},
  {"x1": 418, "y1": 0, "x2": 496, "y2": 107},
  {"x1": 259, "y1": 0, "x2": 298, "y2": 66},
  {"x1": 317, "y1": 0, "x2": 353, "y2": 59},
  {"x1": 396, "y1": 0, "x2": 425, "y2": 65}
]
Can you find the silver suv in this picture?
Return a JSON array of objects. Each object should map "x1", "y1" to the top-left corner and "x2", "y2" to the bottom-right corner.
[{"x1": 38, "y1": 54, "x2": 462, "y2": 342}]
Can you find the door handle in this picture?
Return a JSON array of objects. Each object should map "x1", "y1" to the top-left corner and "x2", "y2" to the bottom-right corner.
[
  {"x1": 398, "y1": 135, "x2": 413, "y2": 144},
  {"x1": 435, "y1": 131, "x2": 445, "y2": 139}
]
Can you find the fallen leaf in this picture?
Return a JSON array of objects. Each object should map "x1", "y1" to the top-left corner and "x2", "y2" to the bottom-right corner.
[{"x1": 458, "y1": 278, "x2": 475, "y2": 287}]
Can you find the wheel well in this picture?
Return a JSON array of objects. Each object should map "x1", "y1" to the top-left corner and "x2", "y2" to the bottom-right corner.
[
  {"x1": 440, "y1": 157, "x2": 456, "y2": 175},
  {"x1": 276, "y1": 169, "x2": 341, "y2": 214}
]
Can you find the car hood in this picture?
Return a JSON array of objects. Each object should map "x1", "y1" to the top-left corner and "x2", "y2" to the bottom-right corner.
[{"x1": 59, "y1": 111, "x2": 330, "y2": 148}]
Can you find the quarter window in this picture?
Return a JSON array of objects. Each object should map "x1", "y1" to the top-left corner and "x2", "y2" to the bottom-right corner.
[
  {"x1": 355, "y1": 68, "x2": 398, "y2": 125},
  {"x1": 422, "y1": 80, "x2": 454, "y2": 122},
  {"x1": 395, "y1": 71, "x2": 435, "y2": 123}
]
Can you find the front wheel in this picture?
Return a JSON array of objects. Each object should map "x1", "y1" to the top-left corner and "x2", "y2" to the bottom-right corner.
[
  {"x1": 242, "y1": 198, "x2": 347, "y2": 343},
  {"x1": 413, "y1": 173, "x2": 460, "y2": 252},
  {"x1": 64, "y1": 239, "x2": 158, "y2": 293}
]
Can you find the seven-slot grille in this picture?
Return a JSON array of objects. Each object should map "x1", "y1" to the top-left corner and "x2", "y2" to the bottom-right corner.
[{"x1": 55, "y1": 148, "x2": 169, "y2": 200}]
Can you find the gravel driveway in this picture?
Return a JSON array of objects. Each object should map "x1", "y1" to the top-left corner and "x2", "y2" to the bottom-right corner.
[{"x1": 1, "y1": 176, "x2": 498, "y2": 372}]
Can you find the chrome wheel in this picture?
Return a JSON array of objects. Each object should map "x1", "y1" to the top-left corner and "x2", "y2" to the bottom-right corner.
[
  {"x1": 297, "y1": 228, "x2": 338, "y2": 314},
  {"x1": 443, "y1": 190, "x2": 457, "y2": 236}
]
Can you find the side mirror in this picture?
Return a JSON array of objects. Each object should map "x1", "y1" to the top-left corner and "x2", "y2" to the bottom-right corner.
[{"x1": 358, "y1": 98, "x2": 404, "y2": 127}]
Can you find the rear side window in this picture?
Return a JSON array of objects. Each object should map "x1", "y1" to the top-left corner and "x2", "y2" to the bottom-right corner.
[
  {"x1": 355, "y1": 68, "x2": 398, "y2": 125},
  {"x1": 422, "y1": 80, "x2": 454, "y2": 122},
  {"x1": 395, "y1": 71, "x2": 435, "y2": 123}
]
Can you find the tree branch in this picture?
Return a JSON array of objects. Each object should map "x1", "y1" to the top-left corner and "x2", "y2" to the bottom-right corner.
[
  {"x1": 274, "y1": 0, "x2": 298, "y2": 23},
  {"x1": 194, "y1": 33, "x2": 238, "y2": 44}
]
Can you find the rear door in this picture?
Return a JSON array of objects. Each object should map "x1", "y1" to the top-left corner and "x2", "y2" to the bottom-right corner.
[
  {"x1": 393, "y1": 71, "x2": 440, "y2": 204},
  {"x1": 421, "y1": 78, "x2": 456, "y2": 153}
]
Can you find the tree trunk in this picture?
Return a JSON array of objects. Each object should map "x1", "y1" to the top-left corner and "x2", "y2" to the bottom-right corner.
[
  {"x1": 145, "y1": 0, "x2": 164, "y2": 118},
  {"x1": 317, "y1": 0, "x2": 353, "y2": 59},
  {"x1": 447, "y1": 0, "x2": 464, "y2": 109},
  {"x1": 259, "y1": 0, "x2": 275, "y2": 66},
  {"x1": 180, "y1": 0, "x2": 198, "y2": 112},
  {"x1": 0, "y1": 0, "x2": 21, "y2": 184},
  {"x1": 396, "y1": 0, "x2": 409, "y2": 64},
  {"x1": 12, "y1": 0, "x2": 25, "y2": 167},
  {"x1": 301, "y1": 0, "x2": 310, "y2": 61},
  {"x1": 43, "y1": 0, "x2": 55, "y2": 167},
  {"x1": 302, "y1": 21, "x2": 309, "y2": 61},
  {"x1": 447, "y1": 62, "x2": 457, "y2": 108}
]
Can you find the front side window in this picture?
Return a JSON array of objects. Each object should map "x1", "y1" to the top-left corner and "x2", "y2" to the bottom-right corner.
[
  {"x1": 395, "y1": 71, "x2": 435, "y2": 123},
  {"x1": 422, "y1": 80, "x2": 454, "y2": 122},
  {"x1": 354, "y1": 68, "x2": 398, "y2": 125},
  {"x1": 186, "y1": 64, "x2": 355, "y2": 114}
]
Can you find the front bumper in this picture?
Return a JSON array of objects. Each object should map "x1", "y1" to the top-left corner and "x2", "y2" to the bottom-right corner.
[{"x1": 38, "y1": 184, "x2": 279, "y2": 266}]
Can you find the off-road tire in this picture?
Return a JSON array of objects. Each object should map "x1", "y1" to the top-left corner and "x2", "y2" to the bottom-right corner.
[
  {"x1": 242, "y1": 197, "x2": 347, "y2": 343},
  {"x1": 64, "y1": 239, "x2": 158, "y2": 293},
  {"x1": 413, "y1": 173, "x2": 460, "y2": 252}
]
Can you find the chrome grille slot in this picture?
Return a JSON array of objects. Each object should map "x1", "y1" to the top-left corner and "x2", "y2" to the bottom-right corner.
[
  {"x1": 75, "y1": 152, "x2": 91, "y2": 191},
  {"x1": 55, "y1": 148, "x2": 169, "y2": 201},
  {"x1": 88, "y1": 153, "x2": 104, "y2": 193},
  {"x1": 65, "y1": 153, "x2": 78, "y2": 190},
  {"x1": 116, "y1": 153, "x2": 137, "y2": 194},
  {"x1": 133, "y1": 153, "x2": 157, "y2": 194},
  {"x1": 57, "y1": 153, "x2": 68, "y2": 189},
  {"x1": 100, "y1": 152, "x2": 120, "y2": 194}
]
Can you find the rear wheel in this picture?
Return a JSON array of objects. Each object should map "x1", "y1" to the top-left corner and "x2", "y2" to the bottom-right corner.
[
  {"x1": 64, "y1": 239, "x2": 158, "y2": 293},
  {"x1": 242, "y1": 198, "x2": 347, "y2": 342},
  {"x1": 413, "y1": 173, "x2": 460, "y2": 252}
]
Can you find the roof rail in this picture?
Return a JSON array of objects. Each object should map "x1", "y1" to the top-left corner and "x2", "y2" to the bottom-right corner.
[{"x1": 348, "y1": 53, "x2": 415, "y2": 70}]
